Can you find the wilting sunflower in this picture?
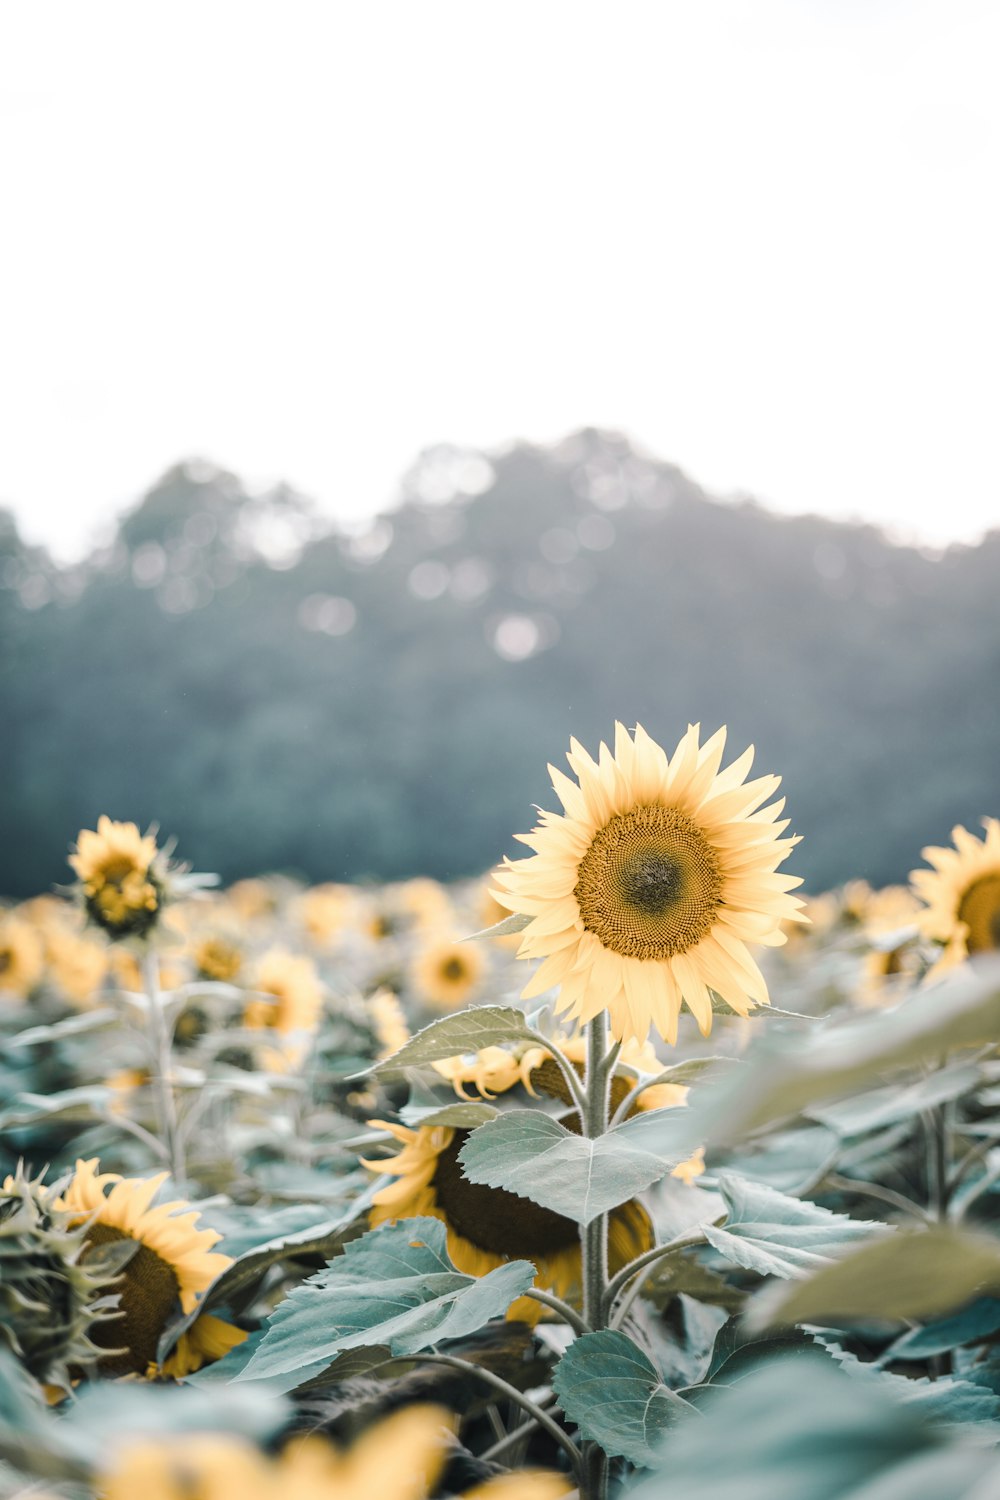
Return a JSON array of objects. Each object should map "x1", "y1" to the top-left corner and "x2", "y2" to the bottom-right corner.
[
  {"x1": 101, "y1": 1406, "x2": 569, "y2": 1500},
  {"x1": 411, "y1": 937, "x2": 486, "y2": 1012},
  {"x1": 911, "y1": 818, "x2": 1000, "y2": 978},
  {"x1": 0, "y1": 914, "x2": 44, "y2": 999},
  {"x1": 493, "y1": 722, "x2": 804, "y2": 1045},
  {"x1": 59, "y1": 1159, "x2": 244, "y2": 1378},
  {"x1": 69, "y1": 817, "x2": 165, "y2": 940}
]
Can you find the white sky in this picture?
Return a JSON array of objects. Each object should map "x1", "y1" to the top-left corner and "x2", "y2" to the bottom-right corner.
[{"x1": 1, "y1": 0, "x2": 998, "y2": 560}]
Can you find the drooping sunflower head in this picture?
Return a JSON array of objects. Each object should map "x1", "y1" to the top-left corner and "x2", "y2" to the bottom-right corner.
[
  {"x1": 69, "y1": 817, "x2": 165, "y2": 940},
  {"x1": 0, "y1": 914, "x2": 44, "y2": 999},
  {"x1": 911, "y1": 818, "x2": 1000, "y2": 978},
  {"x1": 411, "y1": 937, "x2": 486, "y2": 1012},
  {"x1": 362, "y1": 1117, "x2": 653, "y2": 1325},
  {"x1": 493, "y1": 723, "x2": 804, "y2": 1045},
  {"x1": 58, "y1": 1158, "x2": 244, "y2": 1378}
]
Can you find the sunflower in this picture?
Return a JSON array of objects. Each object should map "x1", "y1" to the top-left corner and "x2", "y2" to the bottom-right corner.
[
  {"x1": 0, "y1": 914, "x2": 44, "y2": 998},
  {"x1": 42, "y1": 922, "x2": 109, "y2": 1008},
  {"x1": 362, "y1": 1109, "x2": 653, "y2": 1324},
  {"x1": 492, "y1": 722, "x2": 804, "y2": 1046},
  {"x1": 100, "y1": 1406, "x2": 569, "y2": 1500},
  {"x1": 911, "y1": 819, "x2": 1000, "y2": 978},
  {"x1": 193, "y1": 935, "x2": 244, "y2": 983},
  {"x1": 298, "y1": 883, "x2": 354, "y2": 944},
  {"x1": 411, "y1": 937, "x2": 486, "y2": 1012},
  {"x1": 368, "y1": 988, "x2": 411, "y2": 1059},
  {"x1": 244, "y1": 950, "x2": 323, "y2": 1069},
  {"x1": 59, "y1": 1158, "x2": 244, "y2": 1378},
  {"x1": 69, "y1": 817, "x2": 163, "y2": 939}
]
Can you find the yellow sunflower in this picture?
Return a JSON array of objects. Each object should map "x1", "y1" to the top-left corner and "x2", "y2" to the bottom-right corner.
[
  {"x1": 298, "y1": 883, "x2": 355, "y2": 944},
  {"x1": 0, "y1": 914, "x2": 44, "y2": 998},
  {"x1": 362, "y1": 1116, "x2": 653, "y2": 1325},
  {"x1": 193, "y1": 935, "x2": 244, "y2": 983},
  {"x1": 911, "y1": 818, "x2": 1000, "y2": 978},
  {"x1": 69, "y1": 817, "x2": 162, "y2": 939},
  {"x1": 411, "y1": 937, "x2": 486, "y2": 1012},
  {"x1": 244, "y1": 950, "x2": 323, "y2": 1068},
  {"x1": 493, "y1": 722, "x2": 804, "y2": 1045},
  {"x1": 42, "y1": 922, "x2": 109, "y2": 1008},
  {"x1": 100, "y1": 1406, "x2": 569, "y2": 1500},
  {"x1": 368, "y1": 987, "x2": 411, "y2": 1059},
  {"x1": 59, "y1": 1159, "x2": 244, "y2": 1378}
]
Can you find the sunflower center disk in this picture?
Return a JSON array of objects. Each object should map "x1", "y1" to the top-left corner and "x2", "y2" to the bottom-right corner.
[
  {"x1": 574, "y1": 804, "x2": 723, "y2": 960},
  {"x1": 432, "y1": 1132, "x2": 579, "y2": 1257},
  {"x1": 958, "y1": 874, "x2": 1000, "y2": 953},
  {"x1": 83, "y1": 1224, "x2": 182, "y2": 1376}
]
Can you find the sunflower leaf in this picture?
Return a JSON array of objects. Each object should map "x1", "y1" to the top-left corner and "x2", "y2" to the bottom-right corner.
[
  {"x1": 458, "y1": 1107, "x2": 699, "y2": 1225},
  {"x1": 702, "y1": 1173, "x2": 888, "y2": 1281},
  {"x1": 465, "y1": 913, "x2": 533, "y2": 940},
  {"x1": 746, "y1": 1225, "x2": 1000, "y2": 1330},
  {"x1": 233, "y1": 1218, "x2": 535, "y2": 1386},
  {"x1": 366, "y1": 1007, "x2": 536, "y2": 1079},
  {"x1": 552, "y1": 1330, "x2": 690, "y2": 1465}
]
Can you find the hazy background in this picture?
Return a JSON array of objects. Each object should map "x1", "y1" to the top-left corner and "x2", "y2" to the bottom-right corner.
[{"x1": 1, "y1": 1, "x2": 998, "y2": 897}]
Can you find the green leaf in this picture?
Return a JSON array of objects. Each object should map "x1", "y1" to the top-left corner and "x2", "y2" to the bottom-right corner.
[
  {"x1": 8, "y1": 1008, "x2": 117, "y2": 1048},
  {"x1": 748, "y1": 1225, "x2": 1000, "y2": 1330},
  {"x1": 552, "y1": 1330, "x2": 689, "y2": 1465},
  {"x1": 458, "y1": 1106, "x2": 698, "y2": 1225},
  {"x1": 643, "y1": 1253, "x2": 746, "y2": 1314},
  {"x1": 701, "y1": 1317, "x2": 820, "y2": 1388},
  {"x1": 807, "y1": 1062, "x2": 986, "y2": 1136},
  {"x1": 0, "y1": 1086, "x2": 112, "y2": 1129},
  {"x1": 817, "y1": 1340, "x2": 1000, "y2": 1423},
  {"x1": 234, "y1": 1218, "x2": 535, "y2": 1385},
  {"x1": 692, "y1": 963, "x2": 1000, "y2": 1146},
  {"x1": 157, "y1": 1200, "x2": 371, "y2": 1365},
  {"x1": 703, "y1": 1173, "x2": 886, "y2": 1280},
  {"x1": 369, "y1": 1007, "x2": 536, "y2": 1079},
  {"x1": 713, "y1": 1125, "x2": 839, "y2": 1196},
  {"x1": 398, "y1": 1077, "x2": 499, "y2": 1129},
  {"x1": 465, "y1": 912, "x2": 533, "y2": 939},
  {"x1": 878, "y1": 1298, "x2": 1000, "y2": 1363}
]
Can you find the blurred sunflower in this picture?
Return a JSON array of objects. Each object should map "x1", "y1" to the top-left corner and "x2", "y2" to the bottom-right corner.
[
  {"x1": 368, "y1": 987, "x2": 410, "y2": 1059},
  {"x1": 298, "y1": 883, "x2": 354, "y2": 944},
  {"x1": 69, "y1": 817, "x2": 163, "y2": 939},
  {"x1": 101, "y1": 1406, "x2": 569, "y2": 1499},
  {"x1": 42, "y1": 922, "x2": 108, "y2": 1007},
  {"x1": 412, "y1": 938, "x2": 485, "y2": 1012},
  {"x1": 363, "y1": 1117, "x2": 653, "y2": 1323},
  {"x1": 0, "y1": 914, "x2": 44, "y2": 998},
  {"x1": 60, "y1": 1158, "x2": 244, "y2": 1378},
  {"x1": 493, "y1": 722, "x2": 804, "y2": 1045},
  {"x1": 911, "y1": 819, "x2": 1000, "y2": 978},
  {"x1": 194, "y1": 935, "x2": 244, "y2": 983},
  {"x1": 244, "y1": 950, "x2": 323, "y2": 1069},
  {"x1": 397, "y1": 877, "x2": 454, "y2": 931}
]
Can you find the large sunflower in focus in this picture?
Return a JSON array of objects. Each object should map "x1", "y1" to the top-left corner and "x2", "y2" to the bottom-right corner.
[
  {"x1": 60, "y1": 1159, "x2": 244, "y2": 1378},
  {"x1": 911, "y1": 819, "x2": 1000, "y2": 978},
  {"x1": 493, "y1": 723, "x2": 804, "y2": 1045}
]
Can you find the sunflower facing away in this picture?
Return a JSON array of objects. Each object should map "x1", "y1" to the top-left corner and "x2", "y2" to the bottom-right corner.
[
  {"x1": 69, "y1": 817, "x2": 163, "y2": 939},
  {"x1": 101, "y1": 1406, "x2": 569, "y2": 1500},
  {"x1": 492, "y1": 722, "x2": 805, "y2": 1045},
  {"x1": 59, "y1": 1159, "x2": 244, "y2": 1378},
  {"x1": 911, "y1": 818, "x2": 1000, "y2": 978}
]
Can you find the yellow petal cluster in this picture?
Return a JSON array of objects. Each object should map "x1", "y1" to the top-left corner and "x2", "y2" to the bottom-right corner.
[
  {"x1": 69, "y1": 817, "x2": 161, "y2": 935},
  {"x1": 494, "y1": 722, "x2": 804, "y2": 1045},
  {"x1": 911, "y1": 818, "x2": 1000, "y2": 978}
]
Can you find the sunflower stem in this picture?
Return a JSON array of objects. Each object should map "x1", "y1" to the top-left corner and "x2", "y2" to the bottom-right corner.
[
  {"x1": 578, "y1": 1012, "x2": 614, "y2": 1500},
  {"x1": 412, "y1": 1353, "x2": 582, "y2": 1474},
  {"x1": 142, "y1": 948, "x2": 185, "y2": 1187},
  {"x1": 523, "y1": 1287, "x2": 591, "y2": 1337}
]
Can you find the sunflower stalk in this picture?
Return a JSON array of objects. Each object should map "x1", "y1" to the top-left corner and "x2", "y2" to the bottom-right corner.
[
  {"x1": 142, "y1": 949, "x2": 186, "y2": 1187},
  {"x1": 578, "y1": 1010, "x2": 616, "y2": 1500}
]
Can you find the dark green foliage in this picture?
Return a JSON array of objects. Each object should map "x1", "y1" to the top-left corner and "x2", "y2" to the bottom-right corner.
[{"x1": 2, "y1": 429, "x2": 998, "y2": 897}]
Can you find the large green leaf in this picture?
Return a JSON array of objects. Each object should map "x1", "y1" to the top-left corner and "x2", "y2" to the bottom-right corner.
[
  {"x1": 0, "y1": 1086, "x2": 112, "y2": 1130},
  {"x1": 703, "y1": 1173, "x2": 886, "y2": 1279},
  {"x1": 749, "y1": 1225, "x2": 1000, "y2": 1329},
  {"x1": 807, "y1": 1062, "x2": 986, "y2": 1137},
  {"x1": 369, "y1": 1007, "x2": 536, "y2": 1079},
  {"x1": 879, "y1": 1298, "x2": 1000, "y2": 1363},
  {"x1": 691, "y1": 963, "x2": 1000, "y2": 1146},
  {"x1": 817, "y1": 1339, "x2": 1000, "y2": 1423},
  {"x1": 458, "y1": 1106, "x2": 698, "y2": 1225},
  {"x1": 235, "y1": 1218, "x2": 535, "y2": 1384},
  {"x1": 552, "y1": 1330, "x2": 688, "y2": 1465}
]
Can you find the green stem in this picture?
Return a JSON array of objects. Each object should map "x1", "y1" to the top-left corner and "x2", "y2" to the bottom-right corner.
[
  {"x1": 413, "y1": 1353, "x2": 582, "y2": 1474},
  {"x1": 923, "y1": 1106, "x2": 949, "y2": 1221},
  {"x1": 579, "y1": 1012, "x2": 613, "y2": 1500},
  {"x1": 142, "y1": 948, "x2": 185, "y2": 1186},
  {"x1": 604, "y1": 1230, "x2": 708, "y2": 1325},
  {"x1": 523, "y1": 1287, "x2": 591, "y2": 1337}
]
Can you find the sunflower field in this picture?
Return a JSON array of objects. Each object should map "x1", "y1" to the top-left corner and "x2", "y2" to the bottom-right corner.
[{"x1": 3, "y1": 723, "x2": 1000, "y2": 1500}]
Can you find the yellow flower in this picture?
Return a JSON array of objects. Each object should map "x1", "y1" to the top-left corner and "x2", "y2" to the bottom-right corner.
[
  {"x1": 298, "y1": 883, "x2": 354, "y2": 943},
  {"x1": 396, "y1": 877, "x2": 454, "y2": 930},
  {"x1": 59, "y1": 1159, "x2": 244, "y2": 1378},
  {"x1": 100, "y1": 1407, "x2": 570, "y2": 1500},
  {"x1": 194, "y1": 935, "x2": 244, "y2": 983},
  {"x1": 493, "y1": 722, "x2": 804, "y2": 1045},
  {"x1": 43, "y1": 922, "x2": 109, "y2": 1007},
  {"x1": 368, "y1": 988, "x2": 411, "y2": 1059},
  {"x1": 411, "y1": 938, "x2": 486, "y2": 1012},
  {"x1": 0, "y1": 914, "x2": 44, "y2": 998},
  {"x1": 244, "y1": 950, "x2": 323, "y2": 1069},
  {"x1": 362, "y1": 1119, "x2": 653, "y2": 1325},
  {"x1": 69, "y1": 817, "x2": 162, "y2": 939},
  {"x1": 911, "y1": 818, "x2": 1000, "y2": 978}
]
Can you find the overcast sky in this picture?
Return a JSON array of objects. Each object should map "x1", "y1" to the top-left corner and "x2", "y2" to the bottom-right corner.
[{"x1": 1, "y1": 0, "x2": 998, "y2": 560}]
